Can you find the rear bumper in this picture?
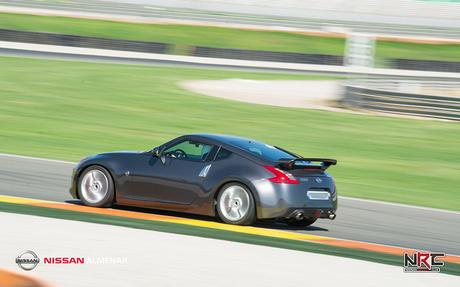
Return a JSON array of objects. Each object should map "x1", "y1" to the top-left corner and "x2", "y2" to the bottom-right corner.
[
  {"x1": 284, "y1": 208, "x2": 336, "y2": 219},
  {"x1": 252, "y1": 177, "x2": 338, "y2": 219},
  {"x1": 258, "y1": 203, "x2": 338, "y2": 220}
]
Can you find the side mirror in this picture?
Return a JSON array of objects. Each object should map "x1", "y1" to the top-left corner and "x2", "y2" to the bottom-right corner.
[
  {"x1": 152, "y1": 147, "x2": 160, "y2": 157},
  {"x1": 152, "y1": 147, "x2": 166, "y2": 164}
]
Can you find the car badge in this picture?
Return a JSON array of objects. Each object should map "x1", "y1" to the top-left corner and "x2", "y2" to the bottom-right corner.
[{"x1": 199, "y1": 164, "x2": 212, "y2": 178}]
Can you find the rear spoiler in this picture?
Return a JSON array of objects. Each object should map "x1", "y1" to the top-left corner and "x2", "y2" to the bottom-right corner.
[{"x1": 277, "y1": 158, "x2": 337, "y2": 171}]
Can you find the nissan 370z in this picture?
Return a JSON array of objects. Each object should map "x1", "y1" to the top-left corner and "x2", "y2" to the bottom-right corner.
[{"x1": 70, "y1": 134, "x2": 338, "y2": 226}]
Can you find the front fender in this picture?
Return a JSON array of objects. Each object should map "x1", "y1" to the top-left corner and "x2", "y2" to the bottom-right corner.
[{"x1": 69, "y1": 155, "x2": 121, "y2": 200}]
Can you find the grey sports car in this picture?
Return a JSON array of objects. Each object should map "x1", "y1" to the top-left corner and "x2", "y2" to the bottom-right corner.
[{"x1": 70, "y1": 134, "x2": 337, "y2": 226}]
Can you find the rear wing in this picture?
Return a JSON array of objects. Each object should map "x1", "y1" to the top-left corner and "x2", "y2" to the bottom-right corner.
[{"x1": 277, "y1": 158, "x2": 337, "y2": 171}]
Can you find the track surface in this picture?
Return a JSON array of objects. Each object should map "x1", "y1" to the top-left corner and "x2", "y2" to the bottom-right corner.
[
  {"x1": 1, "y1": 153, "x2": 459, "y2": 255},
  {"x1": 0, "y1": 47, "x2": 340, "y2": 76},
  {"x1": 0, "y1": 0, "x2": 459, "y2": 38}
]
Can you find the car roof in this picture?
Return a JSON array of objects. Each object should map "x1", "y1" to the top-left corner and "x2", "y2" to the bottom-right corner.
[{"x1": 190, "y1": 133, "x2": 255, "y2": 145}]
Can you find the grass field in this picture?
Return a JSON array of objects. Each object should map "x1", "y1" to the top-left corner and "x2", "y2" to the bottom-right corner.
[
  {"x1": 1, "y1": 12, "x2": 460, "y2": 61},
  {"x1": 0, "y1": 56, "x2": 459, "y2": 211}
]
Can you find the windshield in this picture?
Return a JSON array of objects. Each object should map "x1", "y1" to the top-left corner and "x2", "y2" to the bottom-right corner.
[{"x1": 227, "y1": 138, "x2": 296, "y2": 161}]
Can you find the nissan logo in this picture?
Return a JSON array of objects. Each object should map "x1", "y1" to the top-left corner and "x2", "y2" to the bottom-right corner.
[{"x1": 16, "y1": 250, "x2": 40, "y2": 271}]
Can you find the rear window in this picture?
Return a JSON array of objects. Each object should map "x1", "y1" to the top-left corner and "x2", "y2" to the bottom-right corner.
[{"x1": 227, "y1": 138, "x2": 295, "y2": 162}]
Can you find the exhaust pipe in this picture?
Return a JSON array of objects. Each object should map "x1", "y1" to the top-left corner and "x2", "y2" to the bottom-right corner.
[
  {"x1": 295, "y1": 212, "x2": 304, "y2": 220},
  {"x1": 328, "y1": 213, "x2": 336, "y2": 220}
]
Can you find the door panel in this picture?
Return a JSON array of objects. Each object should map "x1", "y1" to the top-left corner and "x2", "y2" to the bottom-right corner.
[
  {"x1": 152, "y1": 157, "x2": 208, "y2": 204},
  {"x1": 122, "y1": 140, "x2": 213, "y2": 206}
]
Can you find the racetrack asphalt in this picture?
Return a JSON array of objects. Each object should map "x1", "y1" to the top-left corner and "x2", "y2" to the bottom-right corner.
[
  {"x1": 1, "y1": 153, "x2": 459, "y2": 255},
  {"x1": 0, "y1": 47, "x2": 342, "y2": 76},
  {"x1": 0, "y1": 0, "x2": 459, "y2": 38}
]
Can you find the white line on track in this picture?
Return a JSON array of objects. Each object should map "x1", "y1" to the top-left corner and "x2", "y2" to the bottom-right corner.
[
  {"x1": 339, "y1": 196, "x2": 460, "y2": 215},
  {"x1": 1, "y1": 152, "x2": 459, "y2": 215},
  {"x1": 1, "y1": 41, "x2": 460, "y2": 79},
  {"x1": 0, "y1": 152, "x2": 75, "y2": 165}
]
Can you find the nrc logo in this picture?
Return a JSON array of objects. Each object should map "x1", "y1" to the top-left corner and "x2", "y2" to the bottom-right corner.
[{"x1": 403, "y1": 251, "x2": 445, "y2": 273}]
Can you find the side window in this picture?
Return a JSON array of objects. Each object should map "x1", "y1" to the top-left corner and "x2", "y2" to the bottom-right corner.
[
  {"x1": 163, "y1": 140, "x2": 213, "y2": 162},
  {"x1": 215, "y1": 148, "x2": 232, "y2": 160}
]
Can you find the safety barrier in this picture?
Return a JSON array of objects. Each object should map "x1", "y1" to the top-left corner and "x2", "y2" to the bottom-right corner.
[
  {"x1": 2, "y1": 28, "x2": 459, "y2": 71},
  {"x1": 342, "y1": 80, "x2": 460, "y2": 121},
  {"x1": 0, "y1": 29, "x2": 170, "y2": 54},
  {"x1": 0, "y1": 29, "x2": 342, "y2": 65},
  {"x1": 391, "y1": 59, "x2": 460, "y2": 73}
]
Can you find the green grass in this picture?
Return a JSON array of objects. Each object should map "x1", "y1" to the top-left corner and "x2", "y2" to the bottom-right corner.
[
  {"x1": 376, "y1": 41, "x2": 460, "y2": 62},
  {"x1": 0, "y1": 56, "x2": 459, "y2": 211},
  {"x1": 0, "y1": 12, "x2": 345, "y2": 55},
  {"x1": 1, "y1": 12, "x2": 460, "y2": 61},
  {"x1": 1, "y1": 201, "x2": 459, "y2": 275}
]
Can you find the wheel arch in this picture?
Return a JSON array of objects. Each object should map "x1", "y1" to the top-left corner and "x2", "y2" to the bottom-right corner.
[{"x1": 212, "y1": 178, "x2": 259, "y2": 218}]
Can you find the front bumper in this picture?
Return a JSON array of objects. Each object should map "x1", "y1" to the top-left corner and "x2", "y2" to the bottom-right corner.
[
  {"x1": 252, "y1": 176, "x2": 338, "y2": 219},
  {"x1": 69, "y1": 167, "x2": 79, "y2": 199}
]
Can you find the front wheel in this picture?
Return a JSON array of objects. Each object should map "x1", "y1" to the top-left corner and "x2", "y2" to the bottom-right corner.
[
  {"x1": 216, "y1": 183, "x2": 256, "y2": 226},
  {"x1": 78, "y1": 166, "x2": 114, "y2": 207}
]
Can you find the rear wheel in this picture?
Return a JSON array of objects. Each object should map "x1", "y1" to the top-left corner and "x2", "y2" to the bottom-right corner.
[
  {"x1": 216, "y1": 183, "x2": 256, "y2": 226},
  {"x1": 286, "y1": 217, "x2": 317, "y2": 227},
  {"x1": 78, "y1": 166, "x2": 114, "y2": 207}
]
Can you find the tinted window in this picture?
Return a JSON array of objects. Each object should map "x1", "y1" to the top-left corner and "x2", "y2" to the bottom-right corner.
[
  {"x1": 227, "y1": 138, "x2": 295, "y2": 161},
  {"x1": 164, "y1": 140, "x2": 213, "y2": 162},
  {"x1": 215, "y1": 148, "x2": 232, "y2": 160}
]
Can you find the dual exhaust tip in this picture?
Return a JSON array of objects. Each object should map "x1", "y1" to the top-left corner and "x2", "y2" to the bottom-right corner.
[
  {"x1": 294, "y1": 211, "x2": 336, "y2": 220},
  {"x1": 295, "y1": 212, "x2": 304, "y2": 220}
]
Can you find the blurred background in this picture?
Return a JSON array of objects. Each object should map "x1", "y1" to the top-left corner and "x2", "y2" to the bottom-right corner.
[{"x1": 0, "y1": 0, "x2": 459, "y2": 211}]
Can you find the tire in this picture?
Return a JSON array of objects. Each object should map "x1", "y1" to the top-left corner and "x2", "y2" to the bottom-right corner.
[
  {"x1": 216, "y1": 183, "x2": 256, "y2": 226},
  {"x1": 78, "y1": 165, "x2": 114, "y2": 207},
  {"x1": 286, "y1": 217, "x2": 317, "y2": 227}
]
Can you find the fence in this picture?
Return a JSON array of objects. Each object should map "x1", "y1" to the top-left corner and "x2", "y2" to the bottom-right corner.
[{"x1": 342, "y1": 79, "x2": 460, "y2": 121}]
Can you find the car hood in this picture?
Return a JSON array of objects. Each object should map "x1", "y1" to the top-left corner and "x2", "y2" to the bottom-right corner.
[
  {"x1": 77, "y1": 151, "x2": 143, "y2": 165},
  {"x1": 97, "y1": 151, "x2": 143, "y2": 156}
]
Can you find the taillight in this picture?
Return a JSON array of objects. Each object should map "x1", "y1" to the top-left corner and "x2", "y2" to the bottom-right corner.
[{"x1": 263, "y1": 165, "x2": 299, "y2": 184}]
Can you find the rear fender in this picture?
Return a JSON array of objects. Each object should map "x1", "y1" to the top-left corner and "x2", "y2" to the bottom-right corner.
[{"x1": 209, "y1": 177, "x2": 260, "y2": 217}]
